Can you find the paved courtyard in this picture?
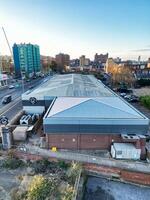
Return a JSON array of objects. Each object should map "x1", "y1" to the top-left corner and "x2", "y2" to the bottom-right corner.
[{"x1": 84, "y1": 176, "x2": 150, "y2": 200}]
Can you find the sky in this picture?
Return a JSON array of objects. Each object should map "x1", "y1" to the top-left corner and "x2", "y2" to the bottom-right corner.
[{"x1": 0, "y1": 0, "x2": 150, "y2": 60}]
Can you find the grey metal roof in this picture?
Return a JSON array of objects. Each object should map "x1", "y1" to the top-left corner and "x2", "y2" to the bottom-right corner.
[
  {"x1": 22, "y1": 74, "x2": 115, "y2": 100},
  {"x1": 113, "y1": 143, "x2": 137, "y2": 151},
  {"x1": 44, "y1": 97, "x2": 148, "y2": 121},
  {"x1": 43, "y1": 97, "x2": 149, "y2": 134}
]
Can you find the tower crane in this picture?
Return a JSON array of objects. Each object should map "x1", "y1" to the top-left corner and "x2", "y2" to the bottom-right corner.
[{"x1": 2, "y1": 27, "x2": 13, "y2": 60}]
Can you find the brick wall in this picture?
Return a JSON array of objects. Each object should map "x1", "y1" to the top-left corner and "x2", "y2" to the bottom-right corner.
[
  {"x1": 47, "y1": 134, "x2": 122, "y2": 150},
  {"x1": 121, "y1": 170, "x2": 150, "y2": 185},
  {"x1": 84, "y1": 163, "x2": 121, "y2": 176},
  {"x1": 14, "y1": 151, "x2": 150, "y2": 186},
  {"x1": 84, "y1": 163, "x2": 150, "y2": 186},
  {"x1": 14, "y1": 151, "x2": 58, "y2": 162}
]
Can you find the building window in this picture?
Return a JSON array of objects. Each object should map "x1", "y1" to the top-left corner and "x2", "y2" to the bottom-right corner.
[
  {"x1": 117, "y1": 150, "x2": 122, "y2": 155},
  {"x1": 72, "y1": 138, "x2": 76, "y2": 142},
  {"x1": 61, "y1": 138, "x2": 64, "y2": 142}
]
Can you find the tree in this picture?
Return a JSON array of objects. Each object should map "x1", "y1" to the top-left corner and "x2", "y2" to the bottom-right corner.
[
  {"x1": 50, "y1": 61, "x2": 58, "y2": 72},
  {"x1": 106, "y1": 58, "x2": 135, "y2": 87}
]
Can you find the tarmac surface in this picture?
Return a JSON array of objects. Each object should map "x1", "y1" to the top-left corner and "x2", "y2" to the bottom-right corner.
[
  {"x1": 83, "y1": 176, "x2": 150, "y2": 200},
  {"x1": 23, "y1": 144, "x2": 150, "y2": 173},
  {"x1": 0, "y1": 77, "x2": 48, "y2": 120}
]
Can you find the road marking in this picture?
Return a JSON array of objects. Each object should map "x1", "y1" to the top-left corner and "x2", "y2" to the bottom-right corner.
[{"x1": 0, "y1": 98, "x2": 22, "y2": 117}]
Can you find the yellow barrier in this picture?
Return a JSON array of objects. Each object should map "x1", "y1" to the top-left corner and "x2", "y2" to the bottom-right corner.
[{"x1": 51, "y1": 147, "x2": 57, "y2": 152}]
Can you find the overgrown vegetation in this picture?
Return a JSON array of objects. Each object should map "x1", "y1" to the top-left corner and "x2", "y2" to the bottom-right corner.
[
  {"x1": 27, "y1": 175, "x2": 58, "y2": 200},
  {"x1": 57, "y1": 160, "x2": 70, "y2": 169},
  {"x1": 62, "y1": 184, "x2": 74, "y2": 200},
  {"x1": 140, "y1": 95, "x2": 150, "y2": 109},
  {"x1": 137, "y1": 79, "x2": 150, "y2": 87},
  {"x1": 1, "y1": 156, "x2": 81, "y2": 200},
  {"x1": 68, "y1": 162, "x2": 82, "y2": 184},
  {"x1": 2, "y1": 158, "x2": 25, "y2": 169},
  {"x1": 30, "y1": 159, "x2": 70, "y2": 174}
]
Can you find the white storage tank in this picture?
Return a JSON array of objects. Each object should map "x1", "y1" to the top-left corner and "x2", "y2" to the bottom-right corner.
[{"x1": 111, "y1": 143, "x2": 141, "y2": 160}]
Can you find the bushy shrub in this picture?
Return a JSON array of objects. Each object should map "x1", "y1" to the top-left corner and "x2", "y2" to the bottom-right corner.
[
  {"x1": 30, "y1": 159, "x2": 48, "y2": 173},
  {"x1": 30, "y1": 159, "x2": 70, "y2": 174},
  {"x1": 2, "y1": 158, "x2": 25, "y2": 169},
  {"x1": 27, "y1": 175, "x2": 57, "y2": 200},
  {"x1": 137, "y1": 79, "x2": 150, "y2": 87},
  {"x1": 57, "y1": 160, "x2": 70, "y2": 170},
  {"x1": 140, "y1": 95, "x2": 150, "y2": 109}
]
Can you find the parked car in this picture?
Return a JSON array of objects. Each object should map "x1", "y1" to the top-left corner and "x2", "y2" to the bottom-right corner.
[
  {"x1": 129, "y1": 96, "x2": 139, "y2": 103},
  {"x1": 124, "y1": 95, "x2": 139, "y2": 103},
  {"x1": 120, "y1": 93, "x2": 126, "y2": 97},
  {"x1": 29, "y1": 85, "x2": 34, "y2": 89},
  {"x1": 2, "y1": 95, "x2": 12, "y2": 104},
  {"x1": 9, "y1": 85, "x2": 15, "y2": 89}
]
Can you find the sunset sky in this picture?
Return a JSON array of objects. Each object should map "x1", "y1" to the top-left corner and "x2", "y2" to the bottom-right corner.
[{"x1": 0, "y1": 0, "x2": 150, "y2": 60}]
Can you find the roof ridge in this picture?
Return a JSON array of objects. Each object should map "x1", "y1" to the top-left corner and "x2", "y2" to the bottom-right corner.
[
  {"x1": 49, "y1": 98, "x2": 91, "y2": 118},
  {"x1": 49, "y1": 98, "x2": 141, "y2": 119}
]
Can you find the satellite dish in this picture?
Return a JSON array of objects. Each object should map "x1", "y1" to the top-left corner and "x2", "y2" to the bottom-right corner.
[
  {"x1": 29, "y1": 97, "x2": 37, "y2": 105},
  {"x1": 0, "y1": 116, "x2": 9, "y2": 125}
]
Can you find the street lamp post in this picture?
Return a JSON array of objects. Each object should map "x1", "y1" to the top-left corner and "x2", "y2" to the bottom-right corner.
[{"x1": 21, "y1": 71, "x2": 25, "y2": 93}]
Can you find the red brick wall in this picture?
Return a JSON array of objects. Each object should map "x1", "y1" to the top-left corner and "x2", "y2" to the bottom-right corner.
[
  {"x1": 47, "y1": 134, "x2": 78, "y2": 149},
  {"x1": 84, "y1": 163, "x2": 150, "y2": 186},
  {"x1": 14, "y1": 152, "x2": 150, "y2": 186},
  {"x1": 80, "y1": 135, "x2": 110, "y2": 149},
  {"x1": 14, "y1": 151, "x2": 58, "y2": 162},
  {"x1": 84, "y1": 163, "x2": 121, "y2": 176},
  {"x1": 121, "y1": 170, "x2": 150, "y2": 185},
  {"x1": 47, "y1": 134, "x2": 122, "y2": 150}
]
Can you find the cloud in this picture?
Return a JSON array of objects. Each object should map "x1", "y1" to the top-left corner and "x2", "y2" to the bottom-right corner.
[{"x1": 132, "y1": 48, "x2": 150, "y2": 52}]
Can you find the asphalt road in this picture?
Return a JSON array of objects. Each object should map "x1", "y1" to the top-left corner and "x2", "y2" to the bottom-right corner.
[
  {"x1": 0, "y1": 77, "x2": 48, "y2": 121},
  {"x1": 0, "y1": 97, "x2": 22, "y2": 120}
]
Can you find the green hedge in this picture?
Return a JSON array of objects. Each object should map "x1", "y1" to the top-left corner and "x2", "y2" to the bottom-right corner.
[
  {"x1": 137, "y1": 79, "x2": 150, "y2": 87},
  {"x1": 139, "y1": 95, "x2": 150, "y2": 109}
]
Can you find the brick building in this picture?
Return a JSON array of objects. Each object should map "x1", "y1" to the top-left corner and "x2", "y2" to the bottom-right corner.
[
  {"x1": 44, "y1": 97, "x2": 148, "y2": 150},
  {"x1": 22, "y1": 74, "x2": 149, "y2": 151}
]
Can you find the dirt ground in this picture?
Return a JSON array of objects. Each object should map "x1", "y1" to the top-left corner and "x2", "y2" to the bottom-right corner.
[{"x1": 0, "y1": 168, "x2": 26, "y2": 200}]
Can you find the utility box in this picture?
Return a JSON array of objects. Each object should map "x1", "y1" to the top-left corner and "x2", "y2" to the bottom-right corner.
[
  {"x1": 13, "y1": 126, "x2": 28, "y2": 141},
  {"x1": 111, "y1": 143, "x2": 141, "y2": 160},
  {"x1": 1, "y1": 126, "x2": 12, "y2": 149}
]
